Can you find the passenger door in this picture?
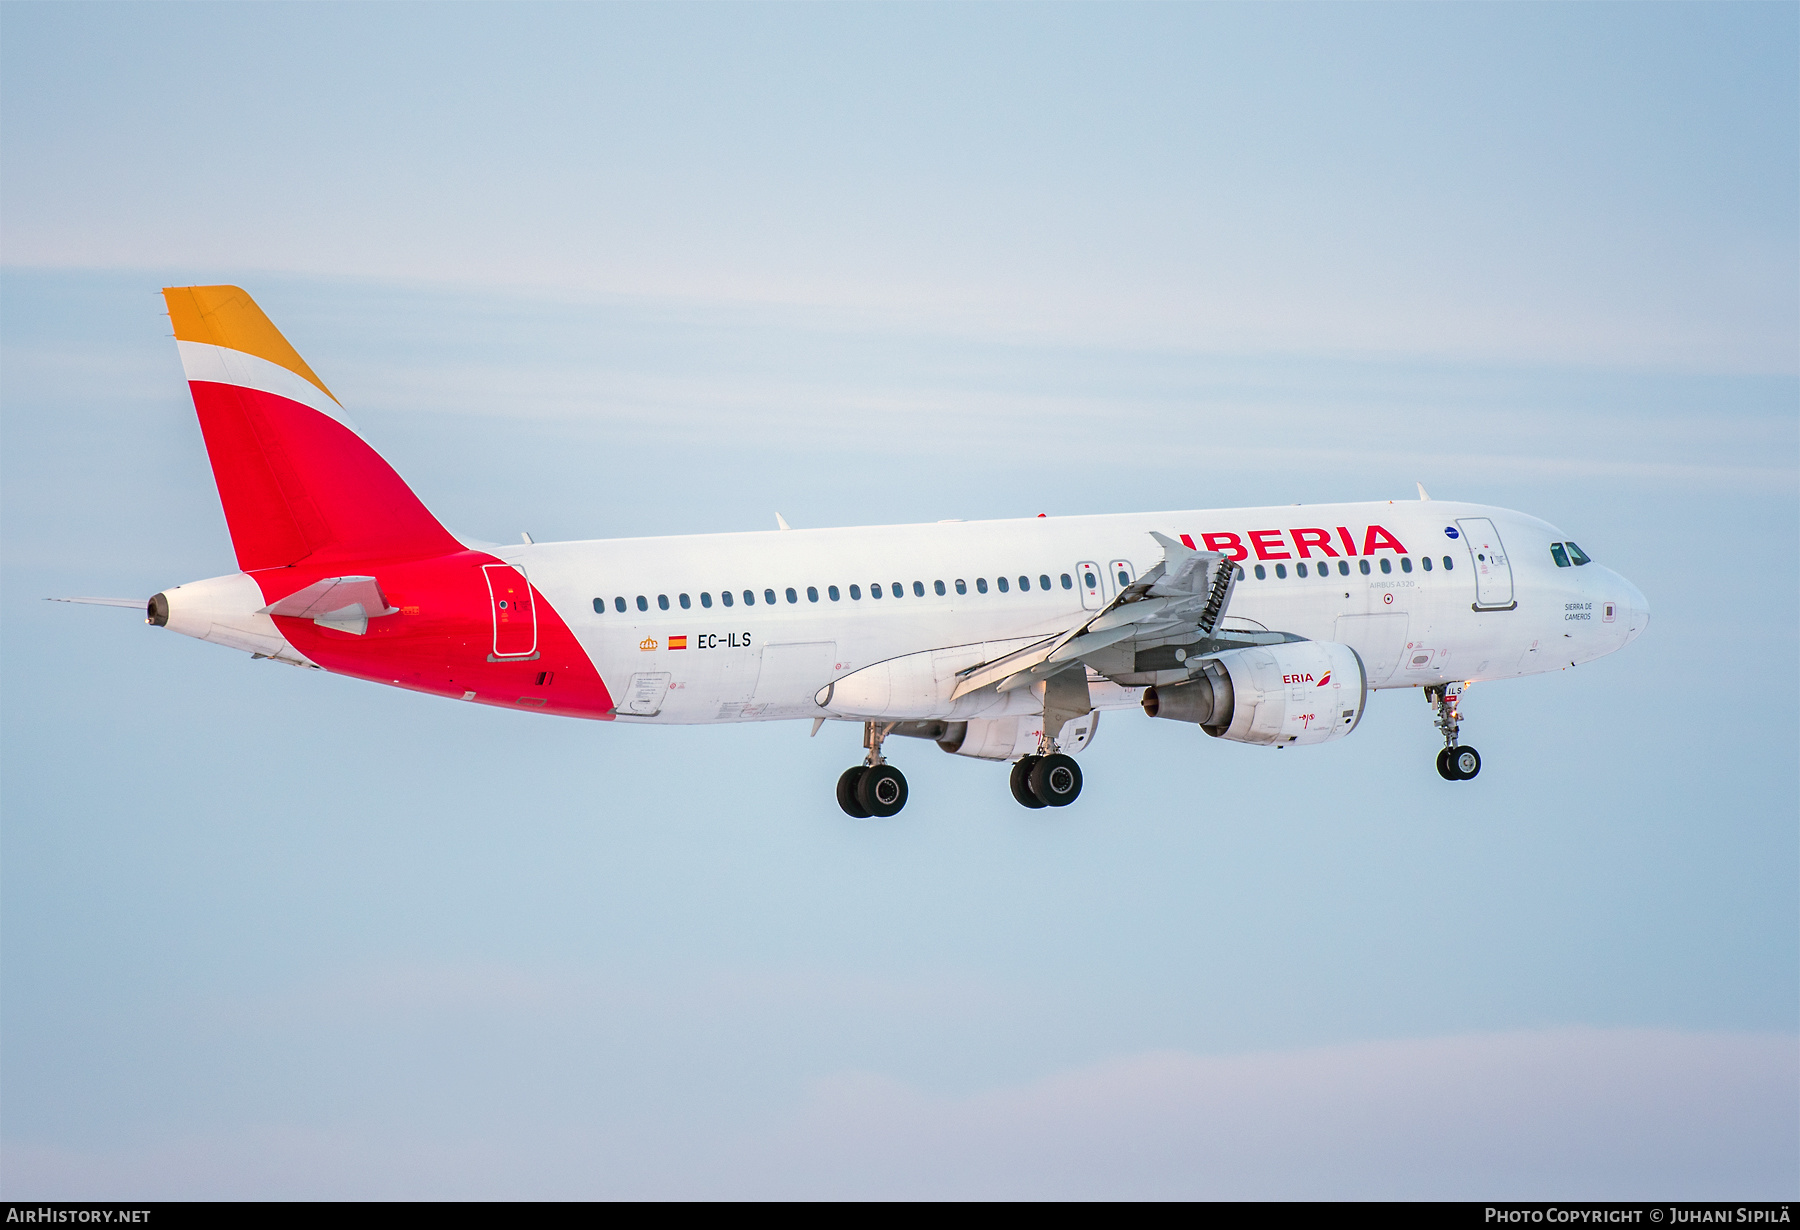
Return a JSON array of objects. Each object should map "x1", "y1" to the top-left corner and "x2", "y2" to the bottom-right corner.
[
  {"x1": 1457, "y1": 517, "x2": 1516, "y2": 610},
  {"x1": 483, "y1": 563, "x2": 538, "y2": 659}
]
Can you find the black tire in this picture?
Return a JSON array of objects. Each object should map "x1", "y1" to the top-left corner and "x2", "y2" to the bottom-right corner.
[
  {"x1": 856, "y1": 763, "x2": 909, "y2": 817},
  {"x1": 1451, "y1": 745, "x2": 1481, "y2": 780},
  {"x1": 1436, "y1": 748, "x2": 1459, "y2": 781},
  {"x1": 836, "y1": 766, "x2": 870, "y2": 817},
  {"x1": 1010, "y1": 756, "x2": 1046, "y2": 809},
  {"x1": 1029, "y1": 753, "x2": 1083, "y2": 807}
]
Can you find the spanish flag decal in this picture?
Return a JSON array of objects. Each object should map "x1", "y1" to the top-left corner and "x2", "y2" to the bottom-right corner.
[{"x1": 669, "y1": 635, "x2": 689, "y2": 650}]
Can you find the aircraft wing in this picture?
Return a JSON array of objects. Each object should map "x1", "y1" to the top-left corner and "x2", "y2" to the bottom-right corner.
[{"x1": 949, "y1": 532, "x2": 1239, "y2": 699}]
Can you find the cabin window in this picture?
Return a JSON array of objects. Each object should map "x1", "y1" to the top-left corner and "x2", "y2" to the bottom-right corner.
[
  {"x1": 636, "y1": 595, "x2": 649, "y2": 611},
  {"x1": 934, "y1": 580, "x2": 946, "y2": 596},
  {"x1": 892, "y1": 581, "x2": 904, "y2": 597},
  {"x1": 976, "y1": 578, "x2": 988, "y2": 593},
  {"x1": 785, "y1": 587, "x2": 797, "y2": 604},
  {"x1": 765, "y1": 588, "x2": 777, "y2": 605},
  {"x1": 1379, "y1": 559, "x2": 1392, "y2": 574},
  {"x1": 722, "y1": 590, "x2": 734, "y2": 607},
  {"x1": 870, "y1": 583, "x2": 884, "y2": 599},
  {"x1": 1235, "y1": 565, "x2": 1245, "y2": 580},
  {"x1": 1421, "y1": 557, "x2": 1433, "y2": 572},
  {"x1": 1337, "y1": 561, "x2": 1350, "y2": 576},
  {"x1": 1358, "y1": 560, "x2": 1371, "y2": 576},
  {"x1": 654, "y1": 594, "x2": 667, "y2": 610},
  {"x1": 1060, "y1": 573, "x2": 1072, "y2": 589},
  {"x1": 1117, "y1": 569, "x2": 1129, "y2": 586},
  {"x1": 1442, "y1": 555, "x2": 1454, "y2": 570},
  {"x1": 849, "y1": 585, "x2": 862, "y2": 600},
  {"x1": 1400, "y1": 557, "x2": 1413, "y2": 574},
  {"x1": 1274, "y1": 564, "x2": 1287, "y2": 579},
  {"x1": 592, "y1": 598, "x2": 605, "y2": 614},
  {"x1": 956, "y1": 579, "x2": 967, "y2": 595},
  {"x1": 701, "y1": 592, "x2": 713, "y2": 608},
  {"x1": 615, "y1": 596, "x2": 627, "y2": 612},
  {"x1": 741, "y1": 590, "x2": 754, "y2": 606},
  {"x1": 828, "y1": 586, "x2": 840, "y2": 601},
  {"x1": 1254, "y1": 564, "x2": 1267, "y2": 580},
  {"x1": 1083, "y1": 570, "x2": 1098, "y2": 588},
  {"x1": 807, "y1": 586, "x2": 819, "y2": 602},
  {"x1": 1296, "y1": 563, "x2": 1308, "y2": 578},
  {"x1": 679, "y1": 593, "x2": 691, "y2": 609},
  {"x1": 1018, "y1": 575, "x2": 1031, "y2": 591},
  {"x1": 1565, "y1": 542, "x2": 1592, "y2": 566},
  {"x1": 997, "y1": 576, "x2": 1010, "y2": 593},
  {"x1": 914, "y1": 581, "x2": 926, "y2": 597}
]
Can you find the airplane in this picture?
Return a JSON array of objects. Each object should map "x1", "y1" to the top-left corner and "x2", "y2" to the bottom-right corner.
[{"x1": 58, "y1": 286, "x2": 1650, "y2": 817}]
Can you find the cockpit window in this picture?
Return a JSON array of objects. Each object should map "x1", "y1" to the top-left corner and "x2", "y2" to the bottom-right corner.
[
  {"x1": 1565, "y1": 541, "x2": 1592, "y2": 566},
  {"x1": 1550, "y1": 543, "x2": 1571, "y2": 568}
]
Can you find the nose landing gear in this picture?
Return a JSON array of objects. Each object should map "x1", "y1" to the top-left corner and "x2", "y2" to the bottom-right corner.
[
  {"x1": 837, "y1": 722, "x2": 909, "y2": 817},
  {"x1": 1427, "y1": 683, "x2": 1481, "y2": 780}
]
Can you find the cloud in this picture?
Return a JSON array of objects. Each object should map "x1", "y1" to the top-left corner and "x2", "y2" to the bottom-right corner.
[
  {"x1": 6, "y1": 1029, "x2": 1792, "y2": 1199},
  {"x1": 739, "y1": 1028, "x2": 1799, "y2": 1199}
]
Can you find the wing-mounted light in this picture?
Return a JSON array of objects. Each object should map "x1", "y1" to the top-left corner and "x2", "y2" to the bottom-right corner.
[{"x1": 257, "y1": 575, "x2": 400, "y2": 635}]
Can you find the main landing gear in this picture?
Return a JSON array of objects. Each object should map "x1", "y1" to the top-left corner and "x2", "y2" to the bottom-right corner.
[
  {"x1": 837, "y1": 722, "x2": 910, "y2": 818},
  {"x1": 1427, "y1": 683, "x2": 1482, "y2": 781},
  {"x1": 1009, "y1": 725, "x2": 1084, "y2": 810}
]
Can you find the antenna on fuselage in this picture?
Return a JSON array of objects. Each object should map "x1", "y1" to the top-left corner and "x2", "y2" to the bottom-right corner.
[{"x1": 1416, "y1": 483, "x2": 1432, "y2": 501}]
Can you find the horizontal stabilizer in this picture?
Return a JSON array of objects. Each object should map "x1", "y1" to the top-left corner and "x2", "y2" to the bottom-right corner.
[
  {"x1": 259, "y1": 576, "x2": 398, "y2": 635},
  {"x1": 49, "y1": 596, "x2": 146, "y2": 609}
]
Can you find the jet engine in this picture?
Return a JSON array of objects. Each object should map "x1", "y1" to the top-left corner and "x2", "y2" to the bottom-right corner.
[{"x1": 1142, "y1": 641, "x2": 1366, "y2": 746}]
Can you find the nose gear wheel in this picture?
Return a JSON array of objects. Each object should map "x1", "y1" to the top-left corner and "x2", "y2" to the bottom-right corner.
[{"x1": 1426, "y1": 684, "x2": 1481, "y2": 781}]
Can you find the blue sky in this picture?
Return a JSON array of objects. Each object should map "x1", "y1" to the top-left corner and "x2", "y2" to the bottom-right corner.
[{"x1": 2, "y1": 3, "x2": 1795, "y2": 1198}]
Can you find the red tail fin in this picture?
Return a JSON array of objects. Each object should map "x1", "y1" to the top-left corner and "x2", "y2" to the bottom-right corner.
[{"x1": 163, "y1": 285, "x2": 460, "y2": 571}]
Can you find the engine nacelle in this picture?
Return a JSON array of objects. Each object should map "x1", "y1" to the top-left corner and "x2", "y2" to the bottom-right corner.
[{"x1": 1142, "y1": 641, "x2": 1366, "y2": 746}]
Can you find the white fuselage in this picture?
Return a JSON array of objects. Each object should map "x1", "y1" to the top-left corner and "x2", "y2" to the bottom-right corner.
[{"x1": 490, "y1": 499, "x2": 1647, "y2": 725}]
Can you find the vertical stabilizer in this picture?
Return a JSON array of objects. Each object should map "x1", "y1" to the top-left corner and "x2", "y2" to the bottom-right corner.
[{"x1": 163, "y1": 286, "x2": 460, "y2": 571}]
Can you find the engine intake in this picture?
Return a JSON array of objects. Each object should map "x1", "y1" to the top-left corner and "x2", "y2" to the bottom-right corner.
[{"x1": 1142, "y1": 640, "x2": 1367, "y2": 746}]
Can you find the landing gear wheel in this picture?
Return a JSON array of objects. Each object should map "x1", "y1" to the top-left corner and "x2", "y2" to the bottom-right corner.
[
  {"x1": 1450, "y1": 745, "x2": 1481, "y2": 780},
  {"x1": 1028, "y1": 754, "x2": 1083, "y2": 807},
  {"x1": 836, "y1": 766, "x2": 870, "y2": 817},
  {"x1": 1436, "y1": 748, "x2": 1458, "y2": 781},
  {"x1": 1010, "y1": 756, "x2": 1047, "y2": 809},
  {"x1": 855, "y1": 763, "x2": 909, "y2": 817}
]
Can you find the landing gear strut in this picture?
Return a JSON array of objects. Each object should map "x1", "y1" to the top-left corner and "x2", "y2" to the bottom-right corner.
[
  {"x1": 1427, "y1": 683, "x2": 1481, "y2": 781},
  {"x1": 837, "y1": 722, "x2": 909, "y2": 818}
]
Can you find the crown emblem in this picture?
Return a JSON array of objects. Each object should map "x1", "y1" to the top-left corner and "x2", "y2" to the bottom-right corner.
[{"x1": 639, "y1": 637, "x2": 658, "y2": 651}]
